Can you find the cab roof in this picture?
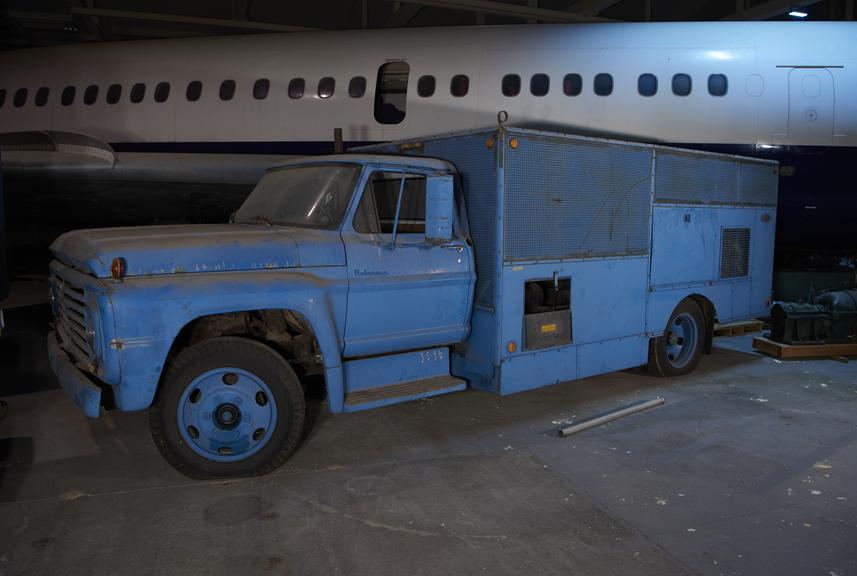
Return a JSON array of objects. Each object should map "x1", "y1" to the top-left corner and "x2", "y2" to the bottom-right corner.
[{"x1": 268, "y1": 153, "x2": 457, "y2": 173}]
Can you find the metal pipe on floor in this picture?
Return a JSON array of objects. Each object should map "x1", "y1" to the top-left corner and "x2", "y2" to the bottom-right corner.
[{"x1": 557, "y1": 397, "x2": 665, "y2": 437}]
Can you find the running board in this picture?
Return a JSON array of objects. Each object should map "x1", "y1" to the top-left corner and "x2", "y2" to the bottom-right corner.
[{"x1": 344, "y1": 375, "x2": 466, "y2": 412}]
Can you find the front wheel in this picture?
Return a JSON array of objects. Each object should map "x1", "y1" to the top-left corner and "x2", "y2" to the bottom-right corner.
[
  {"x1": 150, "y1": 337, "x2": 306, "y2": 479},
  {"x1": 647, "y1": 299, "x2": 705, "y2": 377}
]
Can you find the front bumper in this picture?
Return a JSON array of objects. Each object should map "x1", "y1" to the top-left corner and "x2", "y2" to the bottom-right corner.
[{"x1": 47, "y1": 330, "x2": 102, "y2": 418}]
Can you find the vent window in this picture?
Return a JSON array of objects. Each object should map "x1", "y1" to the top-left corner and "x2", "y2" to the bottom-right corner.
[{"x1": 720, "y1": 228, "x2": 750, "y2": 279}]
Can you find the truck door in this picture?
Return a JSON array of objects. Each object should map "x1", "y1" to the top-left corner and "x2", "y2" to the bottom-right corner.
[
  {"x1": 342, "y1": 169, "x2": 473, "y2": 357},
  {"x1": 787, "y1": 67, "x2": 834, "y2": 146}
]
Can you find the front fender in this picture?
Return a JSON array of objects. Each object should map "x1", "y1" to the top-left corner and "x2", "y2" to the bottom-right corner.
[{"x1": 107, "y1": 268, "x2": 348, "y2": 412}]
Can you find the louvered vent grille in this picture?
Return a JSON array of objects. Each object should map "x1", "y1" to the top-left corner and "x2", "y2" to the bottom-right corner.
[{"x1": 720, "y1": 227, "x2": 750, "y2": 279}]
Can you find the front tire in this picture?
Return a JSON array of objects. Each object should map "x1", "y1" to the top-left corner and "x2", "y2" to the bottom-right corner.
[
  {"x1": 150, "y1": 337, "x2": 306, "y2": 479},
  {"x1": 647, "y1": 299, "x2": 705, "y2": 377}
]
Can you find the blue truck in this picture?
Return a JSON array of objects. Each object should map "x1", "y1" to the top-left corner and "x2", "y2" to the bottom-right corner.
[{"x1": 47, "y1": 127, "x2": 778, "y2": 478}]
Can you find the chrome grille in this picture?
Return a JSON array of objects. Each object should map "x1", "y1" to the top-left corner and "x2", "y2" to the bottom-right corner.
[{"x1": 52, "y1": 272, "x2": 95, "y2": 370}]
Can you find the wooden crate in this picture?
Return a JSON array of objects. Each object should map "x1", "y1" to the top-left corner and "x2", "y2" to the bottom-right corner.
[
  {"x1": 713, "y1": 319, "x2": 764, "y2": 337},
  {"x1": 752, "y1": 336, "x2": 857, "y2": 360}
]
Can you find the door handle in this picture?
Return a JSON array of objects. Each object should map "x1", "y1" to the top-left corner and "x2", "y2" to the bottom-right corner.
[{"x1": 442, "y1": 244, "x2": 465, "y2": 252}]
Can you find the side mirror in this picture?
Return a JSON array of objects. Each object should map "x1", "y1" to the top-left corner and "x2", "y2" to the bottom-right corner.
[{"x1": 425, "y1": 174, "x2": 454, "y2": 245}]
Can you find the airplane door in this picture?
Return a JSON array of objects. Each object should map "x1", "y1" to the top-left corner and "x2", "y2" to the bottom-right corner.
[
  {"x1": 787, "y1": 68, "x2": 834, "y2": 146},
  {"x1": 342, "y1": 170, "x2": 473, "y2": 357}
]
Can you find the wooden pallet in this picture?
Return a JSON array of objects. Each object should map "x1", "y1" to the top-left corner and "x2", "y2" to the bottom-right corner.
[
  {"x1": 752, "y1": 336, "x2": 857, "y2": 360},
  {"x1": 713, "y1": 319, "x2": 764, "y2": 337}
]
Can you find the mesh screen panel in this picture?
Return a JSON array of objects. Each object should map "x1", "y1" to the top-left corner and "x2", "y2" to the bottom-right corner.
[
  {"x1": 503, "y1": 133, "x2": 652, "y2": 262},
  {"x1": 655, "y1": 150, "x2": 777, "y2": 206},
  {"x1": 738, "y1": 162, "x2": 778, "y2": 205},
  {"x1": 720, "y1": 227, "x2": 751, "y2": 279}
]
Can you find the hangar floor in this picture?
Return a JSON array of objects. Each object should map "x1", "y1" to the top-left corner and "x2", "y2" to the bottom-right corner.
[{"x1": 1, "y1": 301, "x2": 855, "y2": 576}]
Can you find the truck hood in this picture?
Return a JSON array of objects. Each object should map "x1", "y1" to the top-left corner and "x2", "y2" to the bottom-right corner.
[{"x1": 50, "y1": 224, "x2": 344, "y2": 278}]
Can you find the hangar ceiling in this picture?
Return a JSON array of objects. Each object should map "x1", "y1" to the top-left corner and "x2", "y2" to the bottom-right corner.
[{"x1": 0, "y1": 0, "x2": 854, "y2": 50}]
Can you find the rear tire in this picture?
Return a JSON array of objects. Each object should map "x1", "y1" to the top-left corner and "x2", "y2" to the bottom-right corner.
[
  {"x1": 150, "y1": 337, "x2": 305, "y2": 479},
  {"x1": 647, "y1": 299, "x2": 705, "y2": 377}
]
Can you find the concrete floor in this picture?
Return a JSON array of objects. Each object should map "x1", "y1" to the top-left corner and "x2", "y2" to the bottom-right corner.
[{"x1": 1, "y1": 303, "x2": 856, "y2": 576}]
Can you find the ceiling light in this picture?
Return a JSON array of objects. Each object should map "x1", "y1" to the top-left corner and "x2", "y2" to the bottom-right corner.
[{"x1": 788, "y1": 9, "x2": 808, "y2": 17}]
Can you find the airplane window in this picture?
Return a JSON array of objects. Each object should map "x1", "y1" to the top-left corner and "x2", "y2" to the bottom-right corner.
[
  {"x1": 450, "y1": 74, "x2": 469, "y2": 97},
  {"x1": 186, "y1": 80, "x2": 202, "y2": 102},
  {"x1": 253, "y1": 78, "x2": 270, "y2": 100},
  {"x1": 638, "y1": 73, "x2": 657, "y2": 97},
  {"x1": 563, "y1": 73, "x2": 582, "y2": 96},
  {"x1": 13, "y1": 88, "x2": 27, "y2": 108},
  {"x1": 530, "y1": 73, "x2": 549, "y2": 97},
  {"x1": 35, "y1": 87, "x2": 50, "y2": 107},
  {"x1": 502, "y1": 74, "x2": 520, "y2": 97},
  {"x1": 106, "y1": 84, "x2": 122, "y2": 104},
  {"x1": 594, "y1": 73, "x2": 613, "y2": 96},
  {"x1": 672, "y1": 73, "x2": 692, "y2": 96},
  {"x1": 374, "y1": 62, "x2": 408, "y2": 124},
  {"x1": 0, "y1": 89, "x2": 5, "y2": 108},
  {"x1": 219, "y1": 79, "x2": 236, "y2": 101},
  {"x1": 155, "y1": 82, "x2": 170, "y2": 103},
  {"x1": 417, "y1": 75, "x2": 435, "y2": 97},
  {"x1": 349, "y1": 76, "x2": 367, "y2": 98},
  {"x1": 318, "y1": 77, "x2": 335, "y2": 99},
  {"x1": 708, "y1": 74, "x2": 728, "y2": 96},
  {"x1": 288, "y1": 78, "x2": 305, "y2": 99},
  {"x1": 84, "y1": 85, "x2": 98, "y2": 105},
  {"x1": 130, "y1": 83, "x2": 146, "y2": 103},
  {"x1": 61, "y1": 86, "x2": 76, "y2": 106}
]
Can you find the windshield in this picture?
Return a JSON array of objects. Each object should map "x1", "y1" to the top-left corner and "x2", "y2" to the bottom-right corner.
[{"x1": 234, "y1": 164, "x2": 361, "y2": 229}]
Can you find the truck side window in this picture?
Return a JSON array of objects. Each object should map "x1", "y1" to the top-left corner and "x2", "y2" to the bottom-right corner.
[{"x1": 354, "y1": 172, "x2": 426, "y2": 235}]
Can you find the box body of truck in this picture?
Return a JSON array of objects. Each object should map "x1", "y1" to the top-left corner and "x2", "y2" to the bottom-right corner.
[{"x1": 360, "y1": 127, "x2": 778, "y2": 395}]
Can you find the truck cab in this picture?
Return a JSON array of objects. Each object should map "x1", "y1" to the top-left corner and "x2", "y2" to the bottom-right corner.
[{"x1": 48, "y1": 154, "x2": 475, "y2": 478}]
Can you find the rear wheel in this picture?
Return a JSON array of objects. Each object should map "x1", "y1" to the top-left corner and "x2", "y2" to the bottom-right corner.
[
  {"x1": 648, "y1": 299, "x2": 705, "y2": 377},
  {"x1": 150, "y1": 337, "x2": 305, "y2": 479}
]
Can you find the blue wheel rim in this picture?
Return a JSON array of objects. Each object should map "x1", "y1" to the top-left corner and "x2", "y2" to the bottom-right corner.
[
  {"x1": 665, "y1": 312, "x2": 698, "y2": 369},
  {"x1": 177, "y1": 367, "x2": 278, "y2": 462}
]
